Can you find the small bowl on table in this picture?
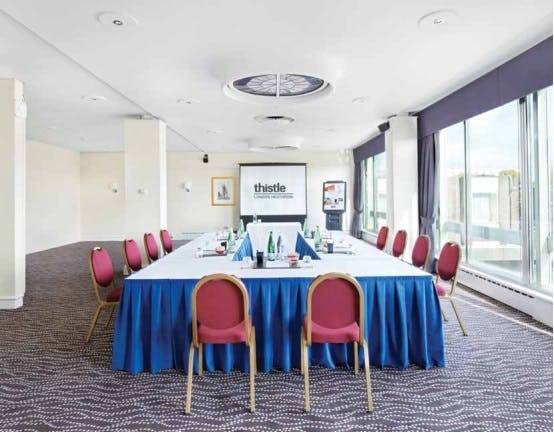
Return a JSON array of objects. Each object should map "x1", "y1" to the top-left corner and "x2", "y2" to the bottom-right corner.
[{"x1": 215, "y1": 246, "x2": 226, "y2": 256}]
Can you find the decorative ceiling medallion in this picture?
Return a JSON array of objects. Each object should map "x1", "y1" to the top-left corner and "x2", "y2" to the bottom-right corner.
[{"x1": 224, "y1": 73, "x2": 332, "y2": 104}]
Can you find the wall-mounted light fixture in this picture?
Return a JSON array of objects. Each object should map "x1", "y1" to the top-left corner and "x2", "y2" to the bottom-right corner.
[
  {"x1": 108, "y1": 182, "x2": 119, "y2": 193},
  {"x1": 182, "y1": 181, "x2": 192, "y2": 192}
]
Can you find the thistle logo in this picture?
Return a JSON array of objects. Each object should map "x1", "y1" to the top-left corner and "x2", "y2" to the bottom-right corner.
[
  {"x1": 254, "y1": 182, "x2": 286, "y2": 193},
  {"x1": 253, "y1": 182, "x2": 293, "y2": 199}
]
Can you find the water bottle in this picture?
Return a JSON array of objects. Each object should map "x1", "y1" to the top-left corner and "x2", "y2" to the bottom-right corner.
[
  {"x1": 253, "y1": 212, "x2": 257, "y2": 224},
  {"x1": 314, "y1": 226, "x2": 322, "y2": 251},
  {"x1": 303, "y1": 218, "x2": 310, "y2": 237},
  {"x1": 267, "y1": 231, "x2": 276, "y2": 261},
  {"x1": 276, "y1": 233, "x2": 283, "y2": 259}
]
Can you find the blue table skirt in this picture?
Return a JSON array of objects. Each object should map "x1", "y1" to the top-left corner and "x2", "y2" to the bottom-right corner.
[{"x1": 112, "y1": 275, "x2": 445, "y2": 374}]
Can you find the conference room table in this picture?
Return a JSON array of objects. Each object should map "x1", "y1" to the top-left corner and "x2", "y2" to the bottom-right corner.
[{"x1": 112, "y1": 231, "x2": 445, "y2": 375}]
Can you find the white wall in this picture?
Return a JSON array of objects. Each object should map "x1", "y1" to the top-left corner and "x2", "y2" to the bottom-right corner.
[
  {"x1": 26, "y1": 139, "x2": 80, "y2": 253},
  {"x1": 80, "y1": 150, "x2": 353, "y2": 240},
  {"x1": 80, "y1": 152, "x2": 125, "y2": 241}
]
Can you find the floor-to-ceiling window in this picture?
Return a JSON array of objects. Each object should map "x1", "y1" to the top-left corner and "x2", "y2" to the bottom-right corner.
[
  {"x1": 363, "y1": 152, "x2": 387, "y2": 233},
  {"x1": 436, "y1": 86, "x2": 553, "y2": 294}
]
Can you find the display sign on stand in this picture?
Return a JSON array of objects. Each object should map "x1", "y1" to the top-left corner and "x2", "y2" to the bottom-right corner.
[{"x1": 322, "y1": 180, "x2": 346, "y2": 231}]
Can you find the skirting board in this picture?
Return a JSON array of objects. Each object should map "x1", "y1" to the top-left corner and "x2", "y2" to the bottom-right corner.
[
  {"x1": 0, "y1": 295, "x2": 23, "y2": 309},
  {"x1": 459, "y1": 268, "x2": 553, "y2": 327}
]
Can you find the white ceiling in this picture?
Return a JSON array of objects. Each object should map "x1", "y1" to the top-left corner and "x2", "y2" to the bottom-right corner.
[{"x1": 0, "y1": 0, "x2": 551, "y2": 152}]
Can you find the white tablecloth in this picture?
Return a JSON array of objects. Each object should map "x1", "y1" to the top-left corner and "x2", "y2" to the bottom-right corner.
[
  {"x1": 128, "y1": 231, "x2": 429, "y2": 280},
  {"x1": 246, "y1": 222, "x2": 301, "y2": 255}
]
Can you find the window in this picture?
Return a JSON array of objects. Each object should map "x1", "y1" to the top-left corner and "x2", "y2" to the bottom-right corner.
[
  {"x1": 363, "y1": 152, "x2": 387, "y2": 232},
  {"x1": 436, "y1": 87, "x2": 553, "y2": 294},
  {"x1": 466, "y1": 101, "x2": 522, "y2": 280}
]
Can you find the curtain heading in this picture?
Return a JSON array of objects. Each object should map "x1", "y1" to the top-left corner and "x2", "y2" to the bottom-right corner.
[
  {"x1": 353, "y1": 133, "x2": 385, "y2": 163},
  {"x1": 418, "y1": 36, "x2": 553, "y2": 139}
]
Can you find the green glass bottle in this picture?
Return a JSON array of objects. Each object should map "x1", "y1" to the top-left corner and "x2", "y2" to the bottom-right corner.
[
  {"x1": 267, "y1": 231, "x2": 276, "y2": 261},
  {"x1": 314, "y1": 226, "x2": 322, "y2": 251},
  {"x1": 238, "y1": 219, "x2": 245, "y2": 237},
  {"x1": 303, "y1": 218, "x2": 310, "y2": 237},
  {"x1": 228, "y1": 228, "x2": 235, "y2": 247}
]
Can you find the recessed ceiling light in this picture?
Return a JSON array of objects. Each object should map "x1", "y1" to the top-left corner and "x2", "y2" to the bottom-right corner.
[
  {"x1": 81, "y1": 95, "x2": 107, "y2": 103},
  {"x1": 418, "y1": 10, "x2": 458, "y2": 30},
  {"x1": 205, "y1": 129, "x2": 222, "y2": 134},
  {"x1": 96, "y1": 11, "x2": 138, "y2": 28},
  {"x1": 177, "y1": 98, "x2": 199, "y2": 105},
  {"x1": 352, "y1": 96, "x2": 369, "y2": 104}
]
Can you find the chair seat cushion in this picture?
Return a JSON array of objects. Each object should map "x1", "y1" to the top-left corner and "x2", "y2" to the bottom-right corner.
[
  {"x1": 435, "y1": 282, "x2": 448, "y2": 297},
  {"x1": 198, "y1": 319, "x2": 250, "y2": 344},
  {"x1": 304, "y1": 316, "x2": 360, "y2": 343},
  {"x1": 106, "y1": 287, "x2": 122, "y2": 302}
]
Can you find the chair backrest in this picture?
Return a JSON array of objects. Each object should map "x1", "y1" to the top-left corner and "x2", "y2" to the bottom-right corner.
[
  {"x1": 89, "y1": 247, "x2": 114, "y2": 302},
  {"x1": 306, "y1": 273, "x2": 364, "y2": 345},
  {"x1": 122, "y1": 239, "x2": 142, "y2": 272},
  {"x1": 411, "y1": 235, "x2": 431, "y2": 270},
  {"x1": 391, "y1": 230, "x2": 407, "y2": 258},
  {"x1": 144, "y1": 233, "x2": 159, "y2": 263},
  {"x1": 437, "y1": 242, "x2": 461, "y2": 293},
  {"x1": 160, "y1": 229, "x2": 173, "y2": 254},
  {"x1": 376, "y1": 226, "x2": 389, "y2": 250},
  {"x1": 191, "y1": 274, "x2": 250, "y2": 347}
]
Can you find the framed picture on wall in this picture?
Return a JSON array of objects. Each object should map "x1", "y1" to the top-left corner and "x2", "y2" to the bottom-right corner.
[{"x1": 211, "y1": 176, "x2": 236, "y2": 206}]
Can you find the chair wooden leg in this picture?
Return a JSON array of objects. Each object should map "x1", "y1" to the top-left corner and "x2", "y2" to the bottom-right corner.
[
  {"x1": 440, "y1": 303, "x2": 448, "y2": 321},
  {"x1": 105, "y1": 304, "x2": 116, "y2": 329},
  {"x1": 302, "y1": 332, "x2": 310, "y2": 412},
  {"x1": 362, "y1": 340, "x2": 374, "y2": 412},
  {"x1": 450, "y1": 298, "x2": 468, "y2": 336},
  {"x1": 354, "y1": 341, "x2": 359, "y2": 374},
  {"x1": 252, "y1": 327, "x2": 257, "y2": 376},
  {"x1": 198, "y1": 343, "x2": 203, "y2": 376},
  {"x1": 249, "y1": 328, "x2": 256, "y2": 413},
  {"x1": 185, "y1": 343, "x2": 195, "y2": 414},
  {"x1": 300, "y1": 330, "x2": 304, "y2": 376},
  {"x1": 85, "y1": 305, "x2": 103, "y2": 343}
]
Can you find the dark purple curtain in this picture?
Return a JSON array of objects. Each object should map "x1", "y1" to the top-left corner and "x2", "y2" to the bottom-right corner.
[
  {"x1": 350, "y1": 160, "x2": 364, "y2": 238},
  {"x1": 418, "y1": 134, "x2": 436, "y2": 271}
]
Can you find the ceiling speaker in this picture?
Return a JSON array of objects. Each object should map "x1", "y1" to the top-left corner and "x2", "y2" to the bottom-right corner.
[{"x1": 378, "y1": 121, "x2": 390, "y2": 133}]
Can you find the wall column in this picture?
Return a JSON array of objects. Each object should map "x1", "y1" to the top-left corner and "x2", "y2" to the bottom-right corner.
[
  {"x1": 385, "y1": 115, "x2": 419, "y2": 253},
  {"x1": 0, "y1": 79, "x2": 26, "y2": 309},
  {"x1": 124, "y1": 118, "x2": 167, "y2": 258}
]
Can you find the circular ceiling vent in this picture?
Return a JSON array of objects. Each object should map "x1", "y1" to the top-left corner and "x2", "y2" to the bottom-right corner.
[
  {"x1": 247, "y1": 136, "x2": 302, "y2": 152},
  {"x1": 254, "y1": 115, "x2": 295, "y2": 127},
  {"x1": 224, "y1": 73, "x2": 331, "y2": 104}
]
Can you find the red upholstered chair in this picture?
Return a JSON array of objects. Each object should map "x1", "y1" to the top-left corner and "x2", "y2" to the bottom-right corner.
[
  {"x1": 301, "y1": 273, "x2": 373, "y2": 412},
  {"x1": 435, "y1": 242, "x2": 467, "y2": 336},
  {"x1": 411, "y1": 235, "x2": 431, "y2": 270},
  {"x1": 391, "y1": 229, "x2": 407, "y2": 259},
  {"x1": 86, "y1": 247, "x2": 121, "y2": 342},
  {"x1": 160, "y1": 229, "x2": 173, "y2": 255},
  {"x1": 376, "y1": 226, "x2": 389, "y2": 251},
  {"x1": 122, "y1": 239, "x2": 142, "y2": 274},
  {"x1": 185, "y1": 274, "x2": 256, "y2": 414},
  {"x1": 143, "y1": 233, "x2": 159, "y2": 264}
]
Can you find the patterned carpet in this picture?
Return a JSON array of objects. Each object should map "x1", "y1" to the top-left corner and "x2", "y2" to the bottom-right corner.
[{"x1": 0, "y1": 241, "x2": 552, "y2": 431}]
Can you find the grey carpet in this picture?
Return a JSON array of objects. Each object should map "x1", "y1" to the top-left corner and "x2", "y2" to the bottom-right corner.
[{"x1": 0, "y1": 241, "x2": 551, "y2": 431}]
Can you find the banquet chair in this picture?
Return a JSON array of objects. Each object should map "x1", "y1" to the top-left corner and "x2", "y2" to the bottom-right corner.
[
  {"x1": 160, "y1": 229, "x2": 173, "y2": 255},
  {"x1": 391, "y1": 229, "x2": 407, "y2": 259},
  {"x1": 411, "y1": 234, "x2": 431, "y2": 270},
  {"x1": 143, "y1": 233, "x2": 159, "y2": 264},
  {"x1": 435, "y1": 242, "x2": 467, "y2": 336},
  {"x1": 122, "y1": 239, "x2": 142, "y2": 274},
  {"x1": 185, "y1": 273, "x2": 256, "y2": 414},
  {"x1": 86, "y1": 247, "x2": 121, "y2": 343},
  {"x1": 301, "y1": 273, "x2": 373, "y2": 412},
  {"x1": 376, "y1": 226, "x2": 389, "y2": 251}
]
